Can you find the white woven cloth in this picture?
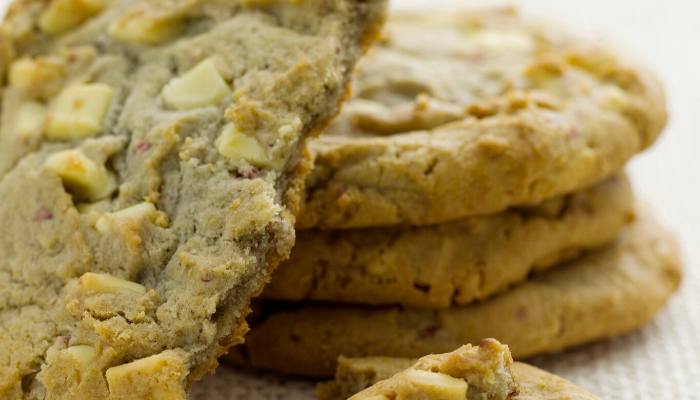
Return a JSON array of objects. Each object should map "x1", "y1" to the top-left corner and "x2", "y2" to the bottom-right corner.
[{"x1": 1, "y1": 0, "x2": 697, "y2": 399}]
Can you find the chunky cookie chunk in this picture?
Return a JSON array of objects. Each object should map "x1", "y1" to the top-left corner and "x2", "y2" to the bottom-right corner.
[
  {"x1": 0, "y1": 0, "x2": 386, "y2": 398},
  {"x1": 318, "y1": 339, "x2": 519, "y2": 400},
  {"x1": 297, "y1": 8, "x2": 667, "y2": 229},
  {"x1": 225, "y1": 206, "x2": 682, "y2": 377},
  {"x1": 262, "y1": 174, "x2": 634, "y2": 308},
  {"x1": 318, "y1": 344, "x2": 602, "y2": 400}
]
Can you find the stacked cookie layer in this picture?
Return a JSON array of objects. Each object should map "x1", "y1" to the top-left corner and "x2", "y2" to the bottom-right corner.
[{"x1": 224, "y1": 8, "x2": 681, "y2": 378}]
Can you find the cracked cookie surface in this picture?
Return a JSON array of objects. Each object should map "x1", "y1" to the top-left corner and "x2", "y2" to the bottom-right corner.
[
  {"x1": 297, "y1": 8, "x2": 667, "y2": 229},
  {"x1": 262, "y1": 174, "x2": 634, "y2": 308},
  {"x1": 0, "y1": 0, "x2": 386, "y2": 398},
  {"x1": 225, "y1": 206, "x2": 682, "y2": 377}
]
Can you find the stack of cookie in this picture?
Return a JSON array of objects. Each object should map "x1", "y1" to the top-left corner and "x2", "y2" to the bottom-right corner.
[{"x1": 224, "y1": 8, "x2": 682, "y2": 377}]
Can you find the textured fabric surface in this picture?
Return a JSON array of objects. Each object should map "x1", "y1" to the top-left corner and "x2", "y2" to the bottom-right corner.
[{"x1": 1, "y1": 1, "x2": 697, "y2": 399}]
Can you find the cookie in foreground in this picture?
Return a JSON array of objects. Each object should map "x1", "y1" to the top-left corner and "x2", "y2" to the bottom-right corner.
[
  {"x1": 225, "y1": 205, "x2": 682, "y2": 377},
  {"x1": 297, "y1": 8, "x2": 667, "y2": 229},
  {"x1": 320, "y1": 339, "x2": 519, "y2": 400},
  {"x1": 262, "y1": 174, "x2": 634, "y2": 308},
  {"x1": 0, "y1": 0, "x2": 386, "y2": 398},
  {"x1": 318, "y1": 340, "x2": 601, "y2": 400}
]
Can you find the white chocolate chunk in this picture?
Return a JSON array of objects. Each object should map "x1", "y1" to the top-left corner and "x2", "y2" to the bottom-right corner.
[
  {"x1": 106, "y1": 353, "x2": 184, "y2": 399},
  {"x1": 8, "y1": 59, "x2": 39, "y2": 89},
  {"x1": 402, "y1": 370, "x2": 468, "y2": 400},
  {"x1": 80, "y1": 272, "x2": 146, "y2": 294},
  {"x1": 470, "y1": 29, "x2": 535, "y2": 53},
  {"x1": 106, "y1": 354, "x2": 166, "y2": 378},
  {"x1": 599, "y1": 85, "x2": 628, "y2": 112},
  {"x1": 39, "y1": 0, "x2": 107, "y2": 35},
  {"x1": 109, "y1": 11, "x2": 184, "y2": 44},
  {"x1": 241, "y1": 0, "x2": 304, "y2": 5},
  {"x1": 8, "y1": 58, "x2": 63, "y2": 90},
  {"x1": 95, "y1": 202, "x2": 158, "y2": 234},
  {"x1": 63, "y1": 345, "x2": 96, "y2": 372},
  {"x1": 45, "y1": 83, "x2": 115, "y2": 139},
  {"x1": 80, "y1": 0, "x2": 106, "y2": 8},
  {"x1": 44, "y1": 150, "x2": 116, "y2": 201},
  {"x1": 16, "y1": 101, "x2": 48, "y2": 138},
  {"x1": 523, "y1": 60, "x2": 568, "y2": 99},
  {"x1": 161, "y1": 59, "x2": 230, "y2": 110},
  {"x1": 217, "y1": 123, "x2": 281, "y2": 169}
]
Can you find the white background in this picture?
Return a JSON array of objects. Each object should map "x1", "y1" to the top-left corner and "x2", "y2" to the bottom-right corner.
[{"x1": 1, "y1": 1, "x2": 697, "y2": 399}]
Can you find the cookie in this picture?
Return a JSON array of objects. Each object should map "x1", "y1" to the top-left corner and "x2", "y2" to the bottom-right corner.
[
  {"x1": 0, "y1": 0, "x2": 386, "y2": 398},
  {"x1": 318, "y1": 339, "x2": 519, "y2": 400},
  {"x1": 511, "y1": 362, "x2": 602, "y2": 400},
  {"x1": 262, "y1": 174, "x2": 634, "y2": 308},
  {"x1": 318, "y1": 344, "x2": 601, "y2": 400},
  {"x1": 296, "y1": 8, "x2": 667, "y2": 229},
  {"x1": 225, "y1": 206, "x2": 682, "y2": 377}
]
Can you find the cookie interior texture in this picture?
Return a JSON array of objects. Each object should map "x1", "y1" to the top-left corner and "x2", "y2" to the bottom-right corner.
[
  {"x1": 297, "y1": 8, "x2": 667, "y2": 229},
  {"x1": 224, "y1": 206, "x2": 682, "y2": 377},
  {"x1": 262, "y1": 173, "x2": 634, "y2": 308},
  {"x1": 0, "y1": 0, "x2": 386, "y2": 398},
  {"x1": 318, "y1": 344, "x2": 601, "y2": 400}
]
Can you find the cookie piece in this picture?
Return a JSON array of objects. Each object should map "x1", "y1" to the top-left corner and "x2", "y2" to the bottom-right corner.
[
  {"x1": 0, "y1": 0, "x2": 386, "y2": 399},
  {"x1": 225, "y1": 205, "x2": 682, "y2": 377},
  {"x1": 512, "y1": 363, "x2": 602, "y2": 400},
  {"x1": 297, "y1": 8, "x2": 667, "y2": 229},
  {"x1": 318, "y1": 347, "x2": 601, "y2": 400},
  {"x1": 262, "y1": 174, "x2": 633, "y2": 308},
  {"x1": 318, "y1": 339, "x2": 519, "y2": 400}
]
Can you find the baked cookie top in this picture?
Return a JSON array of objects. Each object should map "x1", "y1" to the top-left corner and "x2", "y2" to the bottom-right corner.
[
  {"x1": 0, "y1": 0, "x2": 385, "y2": 398},
  {"x1": 318, "y1": 343, "x2": 601, "y2": 400},
  {"x1": 297, "y1": 8, "x2": 667, "y2": 229},
  {"x1": 318, "y1": 339, "x2": 519, "y2": 400},
  {"x1": 262, "y1": 174, "x2": 634, "y2": 308}
]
